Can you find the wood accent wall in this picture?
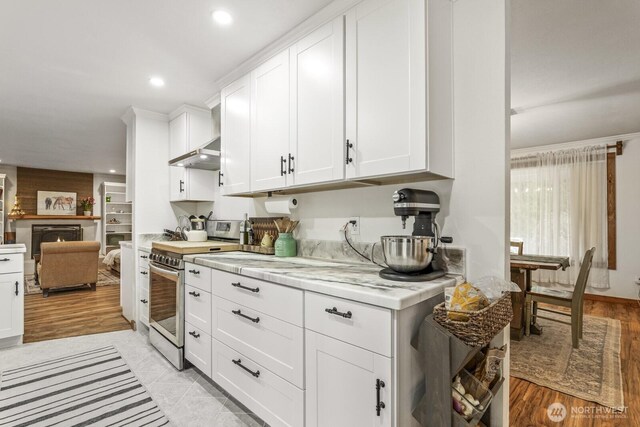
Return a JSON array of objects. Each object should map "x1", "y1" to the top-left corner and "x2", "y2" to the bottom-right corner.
[{"x1": 17, "y1": 167, "x2": 93, "y2": 216}]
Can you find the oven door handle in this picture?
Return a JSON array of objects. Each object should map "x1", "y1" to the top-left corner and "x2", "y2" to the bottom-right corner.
[{"x1": 149, "y1": 262, "x2": 180, "y2": 277}]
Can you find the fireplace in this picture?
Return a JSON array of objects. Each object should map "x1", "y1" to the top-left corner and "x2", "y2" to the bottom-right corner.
[{"x1": 31, "y1": 224, "x2": 83, "y2": 258}]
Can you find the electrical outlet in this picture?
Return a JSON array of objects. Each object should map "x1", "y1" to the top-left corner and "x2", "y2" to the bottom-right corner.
[{"x1": 349, "y1": 217, "x2": 360, "y2": 235}]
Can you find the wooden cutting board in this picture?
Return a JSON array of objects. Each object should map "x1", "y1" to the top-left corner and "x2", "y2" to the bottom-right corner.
[{"x1": 152, "y1": 241, "x2": 239, "y2": 254}]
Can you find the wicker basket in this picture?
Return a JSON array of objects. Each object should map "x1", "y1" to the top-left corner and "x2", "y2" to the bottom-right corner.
[{"x1": 433, "y1": 293, "x2": 513, "y2": 347}]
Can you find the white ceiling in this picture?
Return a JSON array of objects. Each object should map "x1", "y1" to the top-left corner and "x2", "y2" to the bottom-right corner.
[
  {"x1": 511, "y1": 0, "x2": 640, "y2": 149},
  {"x1": 0, "y1": 0, "x2": 333, "y2": 174}
]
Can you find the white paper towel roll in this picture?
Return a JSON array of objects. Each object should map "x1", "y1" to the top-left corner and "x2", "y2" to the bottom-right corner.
[{"x1": 264, "y1": 197, "x2": 298, "y2": 214}]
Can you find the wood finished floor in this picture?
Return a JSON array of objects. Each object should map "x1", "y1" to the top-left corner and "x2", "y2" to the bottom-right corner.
[
  {"x1": 24, "y1": 284, "x2": 132, "y2": 343},
  {"x1": 509, "y1": 299, "x2": 640, "y2": 427}
]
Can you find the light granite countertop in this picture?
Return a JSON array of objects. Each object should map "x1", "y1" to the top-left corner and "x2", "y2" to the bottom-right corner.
[
  {"x1": 183, "y1": 252, "x2": 459, "y2": 310},
  {"x1": 0, "y1": 244, "x2": 26, "y2": 254}
]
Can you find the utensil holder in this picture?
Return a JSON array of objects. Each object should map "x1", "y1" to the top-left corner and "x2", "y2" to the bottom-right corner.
[{"x1": 275, "y1": 233, "x2": 296, "y2": 257}]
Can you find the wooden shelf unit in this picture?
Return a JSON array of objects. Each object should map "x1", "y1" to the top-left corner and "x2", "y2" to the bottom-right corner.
[{"x1": 101, "y1": 182, "x2": 131, "y2": 255}]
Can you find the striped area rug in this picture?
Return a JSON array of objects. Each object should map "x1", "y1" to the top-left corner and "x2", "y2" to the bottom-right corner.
[{"x1": 0, "y1": 346, "x2": 171, "y2": 426}]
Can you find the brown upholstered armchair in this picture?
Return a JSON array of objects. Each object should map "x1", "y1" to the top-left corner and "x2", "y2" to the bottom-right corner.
[{"x1": 38, "y1": 241, "x2": 100, "y2": 297}]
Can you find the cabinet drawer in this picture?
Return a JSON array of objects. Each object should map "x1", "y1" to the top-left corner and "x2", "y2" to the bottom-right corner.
[
  {"x1": 212, "y1": 338, "x2": 304, "y2": 427},
  {"x1": 212, "y1": 296, "x2": 304, "y2": 388},
  {"x1": 138, "y1": 251, "x2": 149, "y2": 269},
  {"x1": 0, "y1": 253, "x2": 23, "y2": 275},
  {"x1": 138, "y1": 267, "x2": 149, "y2": 291},
  {"x1": 185, "y1": 262, "x2": 212, "y2": 292},
  {"x1": 139, "y1": 287, "x2": 149, "y2": 326},
  {"x1": 211, "y1": 269, "x2": 303, "y2": 326},
  {"x1": 305, "y1": 292, "x2": 392, "y2": 357},
  {"x1": 185, "y1": 284, "x2": 212, "y2": 335},
  {"x1": 185, "y1": 322, "x2": 212, "y2": 378}
]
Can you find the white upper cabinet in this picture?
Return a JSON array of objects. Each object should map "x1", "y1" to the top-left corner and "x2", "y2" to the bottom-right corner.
[
  {"x1": 221, "y1": 74, "x2": 252, "y2": 195},
  {"x1": 169, "y1": 166, "x2": 187, "y2": 201},
  {"x1": 250, "y1": 49, "x2": 290, "y2": 192},
  {"x1": 289, "y1": 16, "x2": 345, "y2": 187},
  {"x1": 217, "y1": 0, "x2": 453, "y2": 194},
  {"x1": 168, "y1": 105, "x2": 216, "y2": 202},
  {"x1": 346, "y1": 0, "x2": 453, "y2": 180},
  {"x1": 169, "y1": 106, "x2": 213, "y2": 159}
]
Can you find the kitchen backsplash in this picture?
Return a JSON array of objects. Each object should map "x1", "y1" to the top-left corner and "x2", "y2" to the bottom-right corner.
[{"x1": 298, "y1": 239, "x2": 466, "y2": 277}]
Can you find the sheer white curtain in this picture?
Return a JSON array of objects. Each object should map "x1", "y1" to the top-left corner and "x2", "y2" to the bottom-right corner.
[{"x1": 511, "y1": 145, "x2": 609, "y2": 289}]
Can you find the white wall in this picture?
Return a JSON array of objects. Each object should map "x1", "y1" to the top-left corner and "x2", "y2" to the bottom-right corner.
[
  {"x1": 607, "y1": 137, "x2": 640, "y2": 300},
  {"x1": 130, "y1": 112, "x2": 176, "y2": 236}
]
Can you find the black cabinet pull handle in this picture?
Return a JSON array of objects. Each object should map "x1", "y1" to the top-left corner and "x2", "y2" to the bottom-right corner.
[
  {"x1": 232, "y1": 309, "x2": 260, "y2": 323},
  {"x1": 188, "y1": 269, "x2": 200, "y2": 275},
  {"x1": 179, "y1": 179, "x2": 185, "y2": 193},
  {"x1": 231, "y1": 282, "x2": 259, "y2": 293},
  {"x1": 140, "y1": 255, "x2": 148, "y2": 259},
  {"x1": 346, "y1": 140, "x2": 353, "y2": 164},
  {"x1": 288, "y1": 153, "x2": 295, "y2": 174},
  {"x1": 218, "y1": 171, "x2": 224, "y2": 187},
  {"x1": 15, "y1": 281, "x2": 19, "y2": 296},
  {"x1": 188, "y1": 290, "x2": 200, "y2": 297},
  {"x1": 233, "y1": 358, "x2": 260, "y2": 378},
  {"x1": 189, "y1": 331, "x2": 200, "y2": 338},
  {"x1": 140, "y1": 299, "x2": 148, "y2": 304},
  {"x1": 325, "y1": 307, "x2": 352, "y2": 319},
  {"x1": 140, "y1": 271, "x2": 148, "y2": 275},
  {"x1": 376, "y1": 379, "x2": 385, "y2": 416},
  {"x1": 0, "y1": 258, "x2": 10, "y2": 262},
  {"x1": 280, "y1": 156, "x2": 287, "y2": 176}
]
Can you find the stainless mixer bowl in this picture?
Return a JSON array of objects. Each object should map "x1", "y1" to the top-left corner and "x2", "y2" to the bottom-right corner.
[{"x1": 380, "y1": 235, "x2": 436, "y2": 273}]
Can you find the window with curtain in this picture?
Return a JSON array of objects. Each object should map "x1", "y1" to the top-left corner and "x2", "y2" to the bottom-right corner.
[{"x1": 510, "y1": 145, "x2": 609, "y2": 289}]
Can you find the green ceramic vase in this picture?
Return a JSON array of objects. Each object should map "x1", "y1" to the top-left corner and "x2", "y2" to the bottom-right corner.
[{"x1": 275, "y1": 233, "x2": 297, "y2": 257}]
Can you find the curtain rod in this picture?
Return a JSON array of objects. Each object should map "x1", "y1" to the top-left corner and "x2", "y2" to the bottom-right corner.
[{"x1": 606, "y1": 141, "x2": 623, "y2": 156}]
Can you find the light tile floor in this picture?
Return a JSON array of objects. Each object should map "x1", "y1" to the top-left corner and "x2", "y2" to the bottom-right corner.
[{"x1": 0, "y1": 329, "x2": 268, "y2": 427}]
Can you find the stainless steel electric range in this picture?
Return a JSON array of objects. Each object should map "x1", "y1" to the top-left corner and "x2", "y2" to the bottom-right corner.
[{"x1": 148, "y1": 220, "x2": 240, "y2": 370}]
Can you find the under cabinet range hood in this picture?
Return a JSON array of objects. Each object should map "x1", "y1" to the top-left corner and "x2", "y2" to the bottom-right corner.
[
  {"x1": 169, "y1": 147, "x2": 220, "y2": 170},
  {"x1": 169, "y1": 104, "x2": 221, "y2": 170}
]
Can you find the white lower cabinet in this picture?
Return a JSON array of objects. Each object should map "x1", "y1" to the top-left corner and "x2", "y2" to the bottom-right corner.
[
  {"x1": 0, "y1": 247, "x2": 25, "y2": 347},
  {"x1": 185, "y1": 264, "x2": 422, "y2": 426},
  {"x1": 0, "y1": 272, "x2": 24, "y2": 341},
  {"x1": 139, "y1": 266, "x2": 149, "y2": 327},
  {"x1": 212, "y1": 295, "x2": 304, "y2": 387},
  {"x1": 305, "y1": 330, "x2": 392, "y2": 427},
  {"x1": 185, "y1": 285, "x2": 212, "y2": 335},
  {"x1": 185, "y1": 322, "x2": 212, "y2": 378},
  {"x1": 212, "y1": 338, "x2": 304, "y2": 427}
]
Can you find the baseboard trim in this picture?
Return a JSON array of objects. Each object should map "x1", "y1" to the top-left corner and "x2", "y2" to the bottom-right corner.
[{"x1": 584, "y1": 293, "x2": 638, "y2": 304}]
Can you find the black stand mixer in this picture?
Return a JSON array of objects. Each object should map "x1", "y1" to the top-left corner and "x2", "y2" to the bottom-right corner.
[{"x1": 379, "y1": 188, "x2": 453, "y2": 282}]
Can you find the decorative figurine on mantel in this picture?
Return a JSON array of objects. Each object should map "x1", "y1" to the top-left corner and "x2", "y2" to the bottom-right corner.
[{"x1": 8, "y1": 195, "x2": 25, "y2": 217}]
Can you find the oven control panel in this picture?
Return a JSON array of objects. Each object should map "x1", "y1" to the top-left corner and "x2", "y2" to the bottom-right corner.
[{"x1": 149, "y1": 250, "x2": 184, "y2": 269}]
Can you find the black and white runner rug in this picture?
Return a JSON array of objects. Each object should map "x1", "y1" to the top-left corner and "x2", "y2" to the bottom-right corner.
[{"x1": 0, "y1": 346, "x2": 171, "y2": 426}]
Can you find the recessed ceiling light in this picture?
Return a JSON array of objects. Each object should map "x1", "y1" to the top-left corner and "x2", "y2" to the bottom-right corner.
[
  {"x1": 149, "y1": 76, "x2": 165, "y2": 87},
  {"x1": 212, "y1": 10, "x2": 233, "y2": 26},
  {"x1": 177, "y1": 163, "x2": 184, "y2": 167},
  {"x1": 200, "y1": 154, "x2": 208, "y2": 159},
  {"x1": 109, "y1": 169, "x2": 116, "y2": 173}
]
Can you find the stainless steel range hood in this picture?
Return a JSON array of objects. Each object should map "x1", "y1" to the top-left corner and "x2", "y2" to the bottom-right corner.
[
  {"x1": 168, "y1": 104, "x2": 221, "y2": 170},
  {"x1": 169, "y1": 146, "x2": 220, "y2": 170}
]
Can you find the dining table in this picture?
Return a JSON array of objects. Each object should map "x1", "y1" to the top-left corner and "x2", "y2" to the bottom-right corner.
[{"x1": 509, "y1": 254, "x2": 571, "y2": 340}]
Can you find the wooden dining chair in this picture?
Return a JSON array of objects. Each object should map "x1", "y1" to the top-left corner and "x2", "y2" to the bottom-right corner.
[
  {"x1": 510, "y1": 241, "x2": 524, "y2": 255},
  {"x1": 524, "y1": 247, "x2": 596, "y2": 348}
]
